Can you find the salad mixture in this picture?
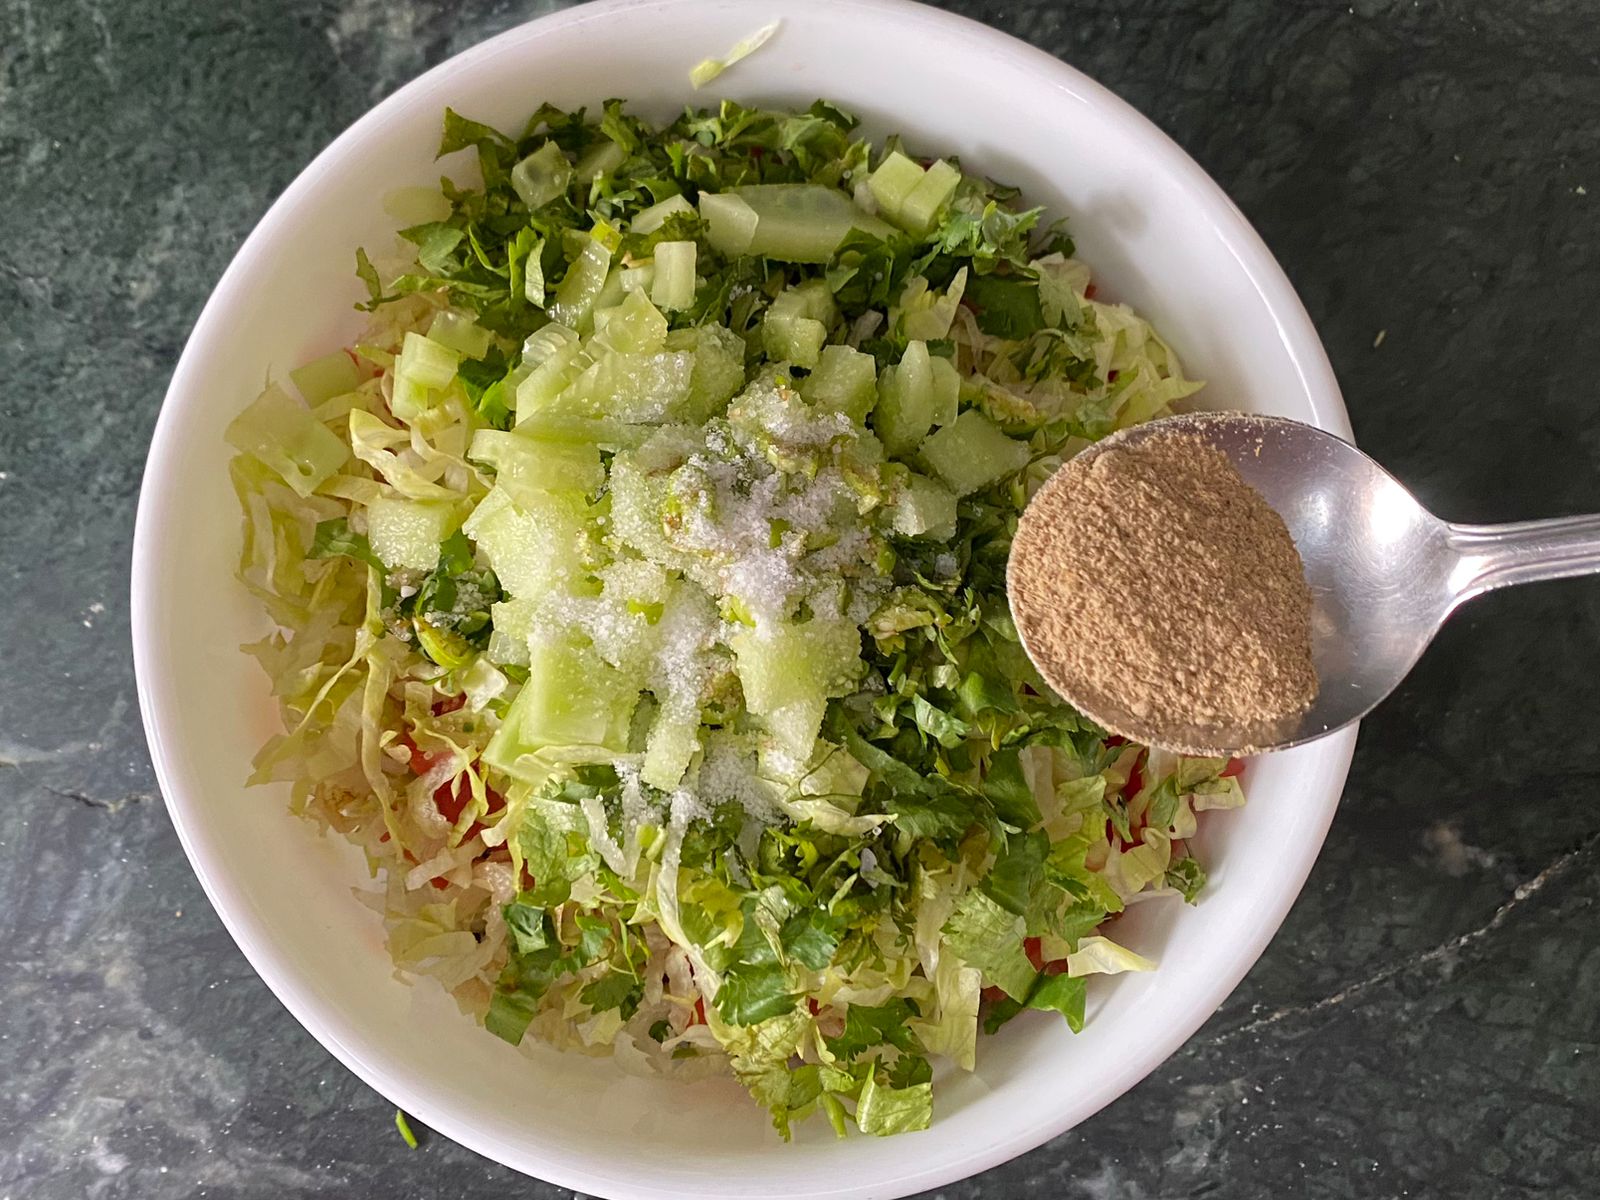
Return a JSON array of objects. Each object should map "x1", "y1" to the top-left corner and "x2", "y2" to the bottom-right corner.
[{"x1": 228, "y1": 98, "x2": 1245, "y2": 1138}]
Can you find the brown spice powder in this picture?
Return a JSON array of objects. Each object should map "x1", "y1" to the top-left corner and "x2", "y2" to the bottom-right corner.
[{"x1": 1008, "y1": 429, "x2": 1317, "y2": 742}]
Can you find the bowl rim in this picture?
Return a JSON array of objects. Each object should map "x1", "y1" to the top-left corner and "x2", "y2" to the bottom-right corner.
[{"x1": 131, "y1": 0, "x2": 1357, "y2": 1194}]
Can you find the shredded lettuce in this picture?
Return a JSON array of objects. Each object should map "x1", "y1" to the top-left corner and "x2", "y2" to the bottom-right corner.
[
  {"x1": 690, "y1": 22, "x2": 781, "y2": 89},
  {"x1": 394, "y1": 1110, "x2": 420, "y2": 1149},
  {"x1": 230, "y1": 98, "x2": 1237, "y2": 1142}
]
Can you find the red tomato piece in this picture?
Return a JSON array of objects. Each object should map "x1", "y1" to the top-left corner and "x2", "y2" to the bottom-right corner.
[
  {"x1": 1124, "y1": 755, "x2": 1144, "y2": 799},
  {"x1": 1024, "y1": 937, "x2": 1045, "y2": 971}
]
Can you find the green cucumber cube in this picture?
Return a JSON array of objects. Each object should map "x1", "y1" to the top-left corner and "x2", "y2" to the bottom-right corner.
[
  {"x1": 731, "y1": 184, "x2": 897, "y2": 263},
  {"x1": 929, "y1": 355, "x2": 961, "y2": 427},
  {"x1": 642, "y1": 706, "x2": 702, "y2": 790},
  {"x1": 872, "y1": 340, "x2": 935, "y2": 457},
  {"x1": 510, "y1": 141, "x2": 573, "y2": 210},
  {"x1": 919, "y1": 409, "x2": 1031, "y2": 496},
  {"x1": 651, "y1": 240, "x2": 697, "y2": 311},
  {"x1": 548, "y1": 237, "x2": 613, "y2": 331},
  {"x1": 469, "y1": 429, "x2": 604, "y2": 497},
  {"x1": 768, "y1": 279, "x2": 839, "y2": 327},
  {"x1": 289, "y1": 351, "x2": 360, "y2": 406},
  {"x1": 899, "y1": 159, "x2": 962, "y2": 234},
  {"x1": 486, "y1": 597, "x2": 537, "y2": 667},
  {"x1": 891, "y1": 473, "x2": 957, "y2": 539},
  {"x1": 801, "y1": 345, "x2": 878, "y2": 423},
  {"x1": 366, "y1": 496, "x2": 462, "y2": 570},
  {"x1": 462, "y1": 485, "x2": 589, "y2": 597},
  {"x1": 762, "y1": 314, "x2": 828, "y2": 369},
  {"x1": 699, "y1": 192, "x2": 760, "y2": 255},
  {"x1": 427, "y1": 310, "x2": 496, "y2": 359},
  {"x1": 483, "y1": 639, "x2": 637, "y2": 779},
  {"x1": 867, "y1": 150, "x2": 926, "y2": 219},
  {"x1": 592, "y1": 288, "x2": 668, "y2": 356},
  {"x1": 671, "y1": 323, "x2": 747, "y2": 419},
  {"x1": 631, "y1": 193, "x2": 693, "y2": 235}
]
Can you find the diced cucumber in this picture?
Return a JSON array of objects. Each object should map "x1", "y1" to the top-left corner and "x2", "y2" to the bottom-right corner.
[
  {"x1": 549, "y1": 238, "x2": 613, "y2": 331},
  {"x1": 523, "y1": 238, "x2": 547, "y2": 306},
  {"x1": 395, "y1": 334, "x2": 458, "y2": 390},
  {"x1": 929, "y1": 354, "x2": 961, "y2": 428},
  {"x1": 768, "y1": 279, "x2": 839, "y2": 326},
  {"x1": 487, "y1": 597, "x2": 537, "y2": 667},
  {"x1": 872, "y1": 340, "x2": 934, "y2": 457},
  {"x1": 592, "y1": 288, "x2": 668, "y2": 356},
  {"x1": 573, "y1": 139, "x2": 626, "y2": 185},
  {"x1": 427, "y1": 310, "x2": 496, "y2": 359},
  {"x1": 382, "y1": 185, "x2": 451, "y2": 226},
  {"x1": 668, "y1": 323, "x2": 747, "y2": 420},
  {"x1": 732, "y1": 617, "x2": 863, "y2": 758},
  {"x1": 890, "y1": 473, "x2": 957, "y2": 540},
  {"x1": 899, "y1": 159, "x2": 962, "y2": 234},
  {"x1": 619, "y1": 263, "x2": 656, "y2": 295},
  {"x1": 226, "y1": 384, "x2": 348, "y2": 498},
  {"x1": 512, "y1": 414, "x2": 655, "y2": 450},
  {"x1": 731, "y1": 618, "x2": 863, "y2": 712},
  {"x1": 731, "y1": 627, "x2": 820, "y2": 714},
  {"x1": 730, "y1": 184, "x2": 898, "y2": 263},
  {"x1": 513, "y1": 341, "x2": 588, "y2": 418},
  {"x1": 463, "y1": 485, "x2": 589, "y2": 597},
  {"x1": 289, "y1": 351, "x2": 360, "y2": 406},
  {"x1": 590, "y1": 559, "x2": 676, "y2": 674},
  {"x1": 567, "y1": 350, "x2": 695, "y2": 421},
  {"x1": 804, "y1": 617, "x2": 869, "y2": 696},
  {"x1": 642, "y1": 706, "x2": 702, "y2": 790},
  {"x1": 867, "y1": 150, "x2": 925, "y2": 219},
  {"x1": 389, "y1": 375, "x2": 429, "y2": 423},
  {"x1": 366, "y1": 496, "x2": 462, "y2": 570},
  {"x1": 521, "y1": 322, "x2": 579, "y2": 368},
  {"x1": 308, "y1": 389, "x2": 362, "y2": 425},
  {"x1": 393, "y1": 331, "x2": 462, "y2": 421},
  {"x1": 511, "y1": 141, "x2": 573, "y2": 210},
  {"x1": 762, "y1": 314, "x2": 828, "y2": 369},
  {"x1": 631, "y1": 192, "x2": 693, "y2": 235},
  {"x1": 801, "y1": 345, "x2": 878, "y2": 423},
  {"x1": 607, "y1": 454, "x2": 682, "y2": 567},
  {"x1": 592, "y1": 265, "x2": 627, "y2": 319},
  {"x1": 919, "y1": 409, "x2": 1032, "y2": 496},
  {"x1": 651, "y1": 240, "x2": 697, "y2": 311},
  {"x1": 900, "y1": 266, "x2": 968, "y2": 341},
  {"x1": 483, "y1": 639, "x2": 637, "y2": 778},
  {"x1": 763, "y1": 695, "x2": 828, "y2": 761},
  {"x1": 699, "y1": 192, "x2": 759, "y2": 255},
  {"x1": 468, "y1": 428, "x2": 604, "y2": 497}
]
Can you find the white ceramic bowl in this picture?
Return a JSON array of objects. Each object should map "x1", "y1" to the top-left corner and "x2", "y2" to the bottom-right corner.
[{"x1": 132, "y1": 1, "x2": 1357, "y2": 1195}]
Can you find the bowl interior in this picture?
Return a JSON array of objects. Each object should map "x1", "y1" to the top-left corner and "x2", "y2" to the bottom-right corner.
[{"x1": 133, "y1": 2, "x2": 1355, "y2": 1197}]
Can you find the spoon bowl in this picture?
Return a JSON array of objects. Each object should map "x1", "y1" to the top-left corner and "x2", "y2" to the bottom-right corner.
[{"x1": 1015, "y1": 412, "x2": 1600, "y2": 756}]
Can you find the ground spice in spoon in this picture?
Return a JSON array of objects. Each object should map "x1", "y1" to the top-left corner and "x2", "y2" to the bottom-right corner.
[{"x1": 1008, "y1": 428, "x2": 1317, "y2": 744}]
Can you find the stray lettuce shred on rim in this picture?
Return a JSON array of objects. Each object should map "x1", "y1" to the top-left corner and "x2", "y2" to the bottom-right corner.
[{"x1": 226, "y1": 98, "x2": 1242, "y2": 1139}]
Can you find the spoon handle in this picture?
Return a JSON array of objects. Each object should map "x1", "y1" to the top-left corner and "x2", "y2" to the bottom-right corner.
[{"x1": 1447, "y1": 513, "x2": 1600, "y2": 599}]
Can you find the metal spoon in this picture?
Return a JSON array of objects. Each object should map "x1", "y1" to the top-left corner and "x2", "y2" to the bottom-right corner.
[{"x1": 1011, "y1": 411, "x2": 1600, "y2": 756}]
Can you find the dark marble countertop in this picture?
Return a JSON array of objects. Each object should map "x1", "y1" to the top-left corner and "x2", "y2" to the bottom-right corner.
[{"x1": 4, "y1": 1, "x2": 1599, "y2": 1197}]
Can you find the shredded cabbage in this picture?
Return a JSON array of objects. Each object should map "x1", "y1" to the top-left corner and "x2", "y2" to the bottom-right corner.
[{"x1": 690, "y1": 21, "x2": 781, "y2": 89}]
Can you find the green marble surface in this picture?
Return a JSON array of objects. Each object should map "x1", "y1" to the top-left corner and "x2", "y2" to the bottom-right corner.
[{"x1": 3, "y1": 1, "x2": 1599, "y2": 1196}]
